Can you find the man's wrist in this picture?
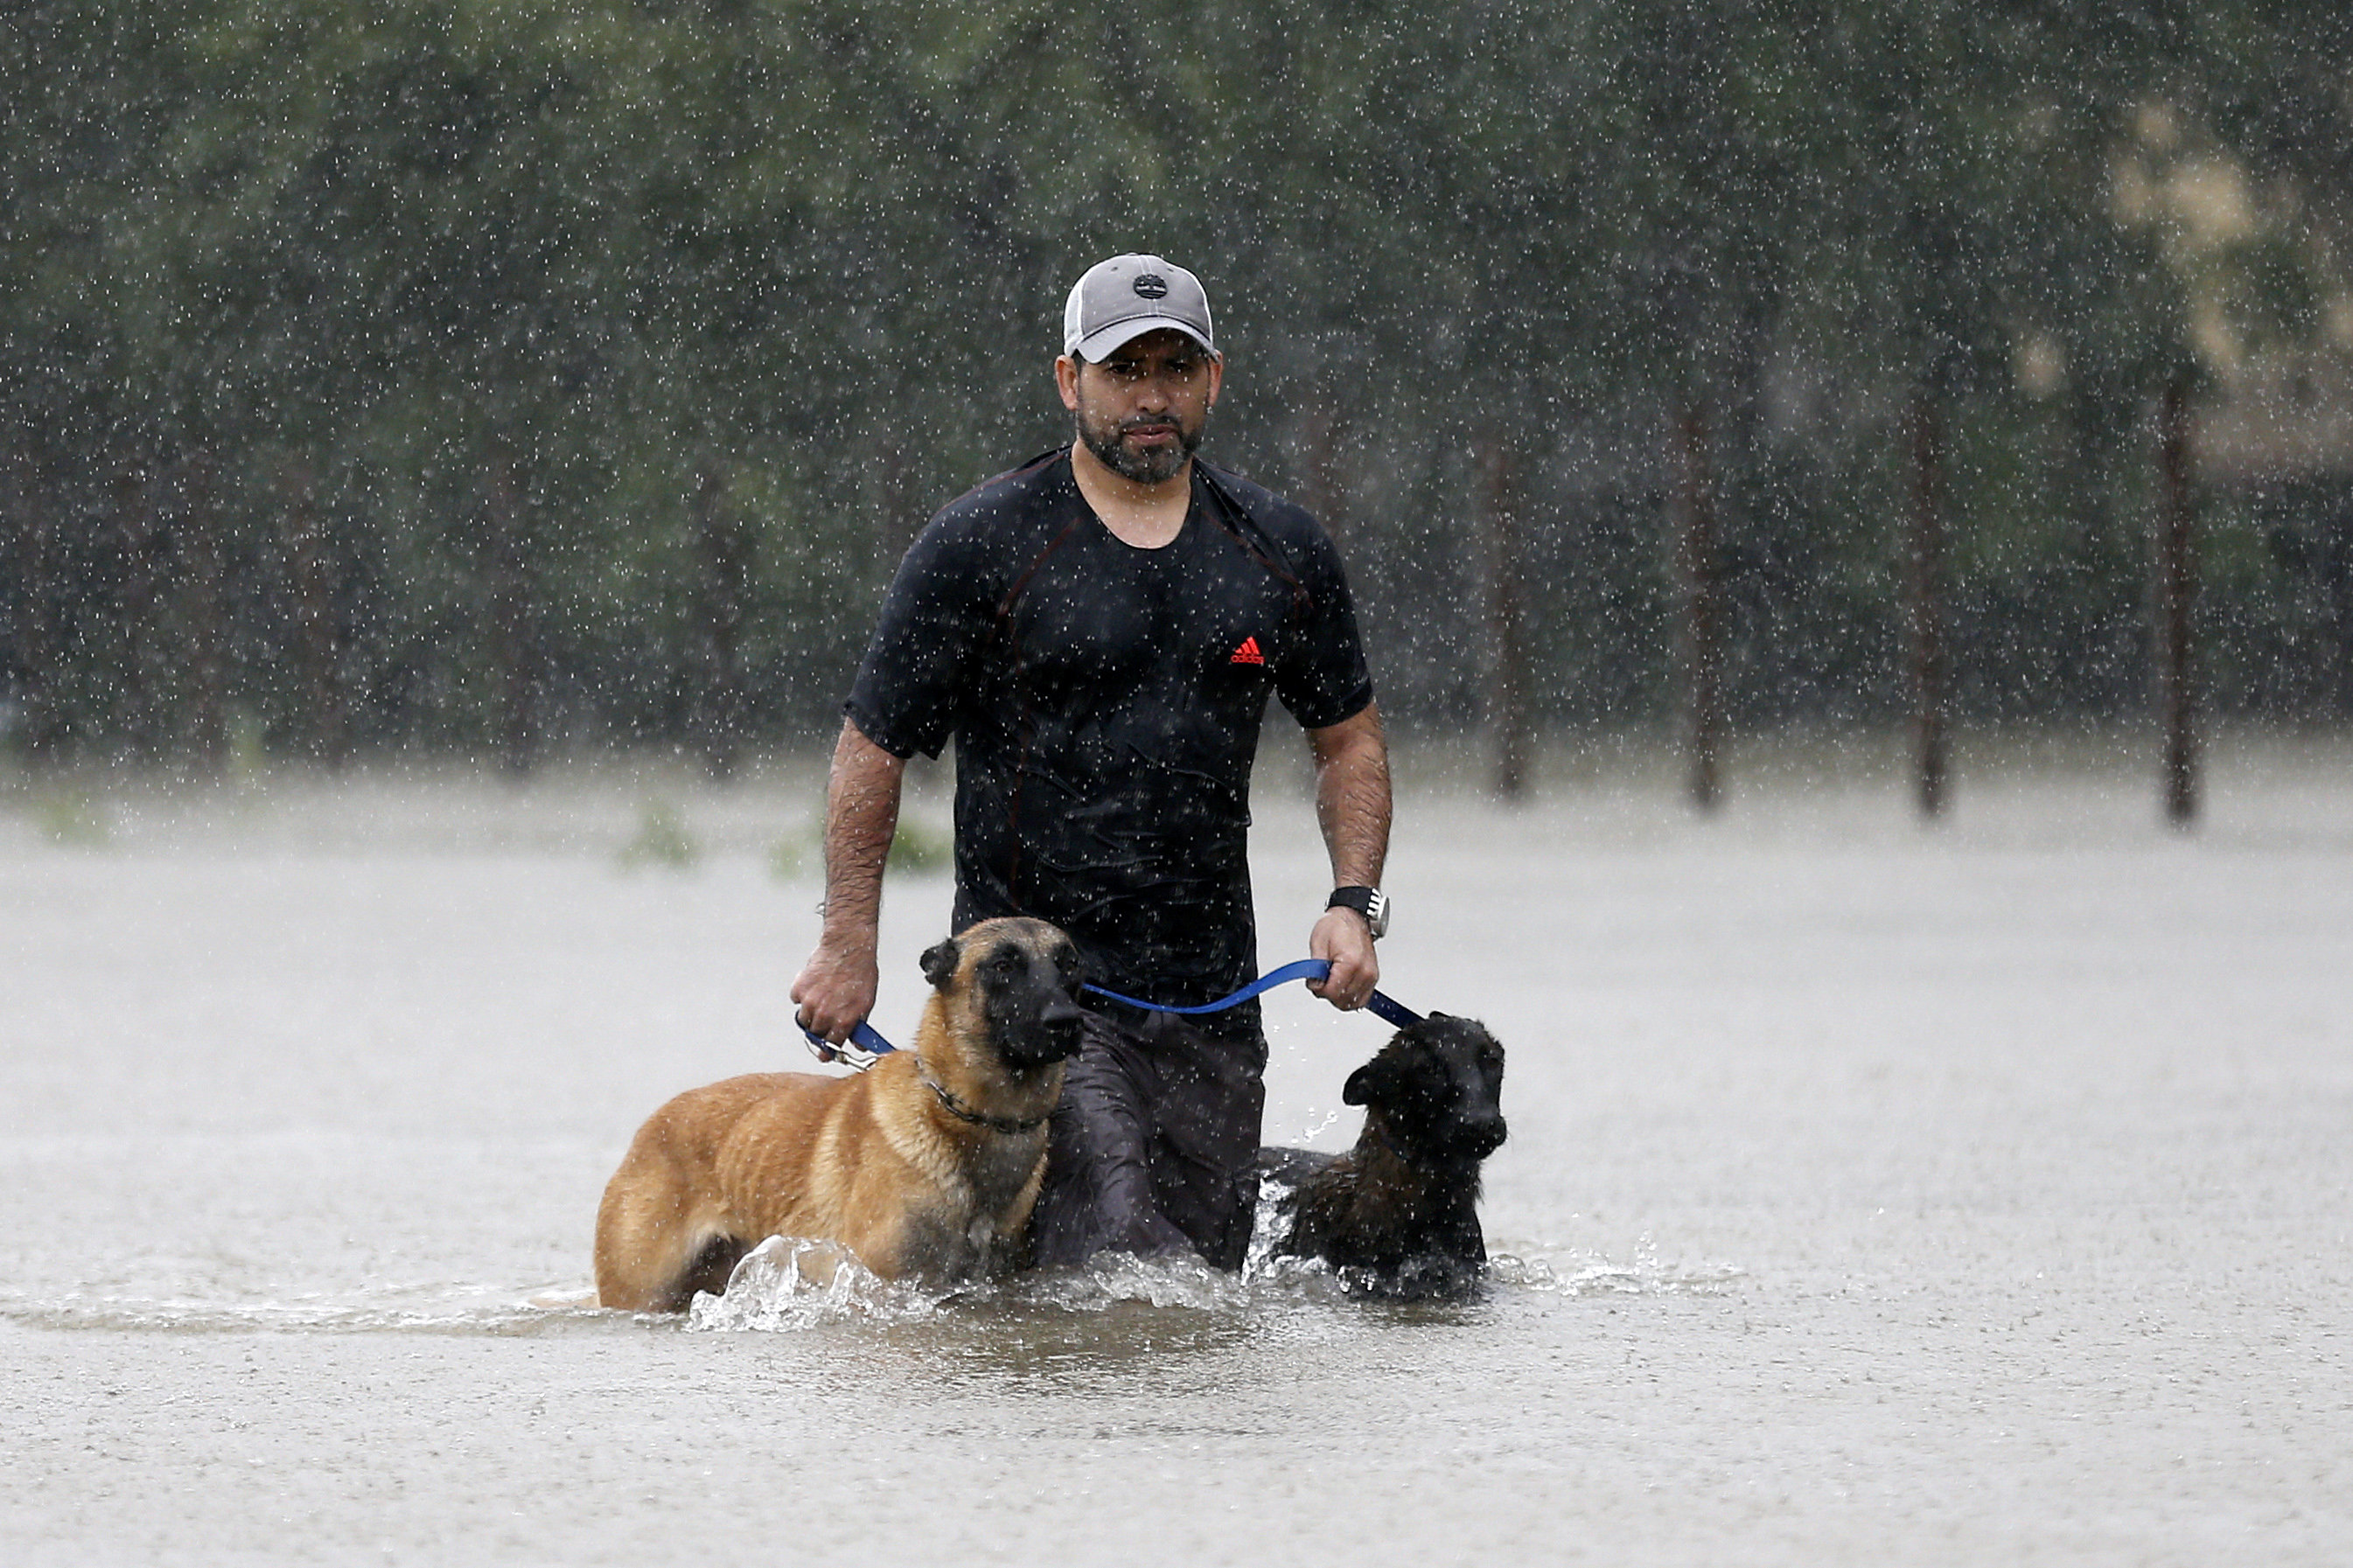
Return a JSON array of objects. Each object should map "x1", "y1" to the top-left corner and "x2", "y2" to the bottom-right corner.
[
  {"x1": 814, "y1": 919, "x2": 880, "y2": 955},
  {"x1": 1325, "y1": 885, "x2": 1389, "y2": 939}
]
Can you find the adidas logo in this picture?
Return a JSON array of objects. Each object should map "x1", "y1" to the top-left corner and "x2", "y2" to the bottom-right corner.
[{"x1": 1229, "y1": 637, "x2": 1266, "y2": 666}]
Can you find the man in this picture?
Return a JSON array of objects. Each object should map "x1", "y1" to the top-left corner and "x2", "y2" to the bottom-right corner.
[{"x1": 792, "y1": 254, "x2": 1392, "y2": 1271}]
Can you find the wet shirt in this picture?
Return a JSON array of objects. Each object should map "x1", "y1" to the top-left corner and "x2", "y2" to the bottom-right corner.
[{"x1": 847, "y1": 449, "x2": 1372, "y2": 1016}]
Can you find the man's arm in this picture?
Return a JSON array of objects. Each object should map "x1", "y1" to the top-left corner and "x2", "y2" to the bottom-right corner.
[
  {"x1": 790, "y1": 718, "x2": 907, "y2": 1043},
  {"x1": 1304, "y1": 700, "x2": 1392, "y2": 1010}
]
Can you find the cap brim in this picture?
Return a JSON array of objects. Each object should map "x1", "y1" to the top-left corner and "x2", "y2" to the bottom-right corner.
[{"x1": 1072, "y1": 316, "x2": 1217, "y2": 361}]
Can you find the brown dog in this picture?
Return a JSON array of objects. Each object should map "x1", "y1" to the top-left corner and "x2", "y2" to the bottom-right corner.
[{"x1": 594, "y1": 916, "x2": 1087, "y2": 1312}]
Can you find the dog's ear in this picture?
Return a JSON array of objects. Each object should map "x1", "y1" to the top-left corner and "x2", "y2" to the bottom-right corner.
[
  {"x1": 920, "y1": 937, "x2": 962, "y2": 989},
  {"x1": 1344, "y1": 1055, "x2": 1398, "y2": 1107}
]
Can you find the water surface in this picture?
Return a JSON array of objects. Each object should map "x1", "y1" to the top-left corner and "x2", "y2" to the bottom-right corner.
[{"x1": 5, "y1": 750, "x2": 2349, "y2": 1564}]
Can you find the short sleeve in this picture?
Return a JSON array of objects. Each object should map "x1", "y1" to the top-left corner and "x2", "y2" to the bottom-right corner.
[
  {"x1": 845, "y1": 515, "x2": 1000, "y2": 759},
  {"x1": 1272, "y1": 524, "x2": 1375, "y2": 731}
]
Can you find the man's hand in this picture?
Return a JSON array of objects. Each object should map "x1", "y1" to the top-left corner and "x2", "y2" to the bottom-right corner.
[
  {"x1": 1307, "y1": 904, "x2": 1379, "y2": 1010},
  {"x1": 791, "y1": 935, "x2": 879, "y2": 1045}
]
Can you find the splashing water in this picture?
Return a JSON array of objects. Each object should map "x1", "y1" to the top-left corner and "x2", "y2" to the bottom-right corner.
[
  {"x1": 681, "y1": 1144, "x2": 1745, "y2": 1328},
  {"x1": 674, "y1": 1183, "x2": 1732, "y2": 1334},
  {"x1": 685, "y1": 1237, "x2": 945, "y2": 1330},
  {"x1": 683, "y1": 1235, "x2": 1267, "y2": 1330}
]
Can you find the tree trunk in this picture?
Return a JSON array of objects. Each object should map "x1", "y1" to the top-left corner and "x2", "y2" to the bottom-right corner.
[
  {"x1": 114, "y1": 465, "x2": 172, "y2": 763},
  {"x1": 2155, "y1": 375, "x2": 2199, "y2": 828},
  {"x1": 178, "y1": 449, "x2": 228, "y2": 779},
  {"x1": 690, "y1": 462, "x2": 749, "y2": 780},
  {"x1": 283, "y1": 460, "x2": 347, "y2": 769},
  {"x1": 1672, "y1": 402, "x2": 1724, "y2": 812},
  {"x1": 1291, "y1": 403, "x2": 1349, "y2": 549},
  {"x1": 485, "y1": 452, "x2": 540, "y2": 776},
  {"x1": 5, "y1": 437, "x2": 65, "y2": 767},
  {"x1": 1904, "y1": 389, "x2": 1950, "y2": 819},
  {"x1": 1478, "y1": 435, "x2": 1532, "y2": 799}
]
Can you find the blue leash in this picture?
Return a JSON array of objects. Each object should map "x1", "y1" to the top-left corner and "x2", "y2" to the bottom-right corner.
[
  {"x1": 1084, "y1": 958, "x2": 1425, "y2": 1032},
  {"x1": 802, "y1": 958, "x2": 1422, "y2": 1070}
]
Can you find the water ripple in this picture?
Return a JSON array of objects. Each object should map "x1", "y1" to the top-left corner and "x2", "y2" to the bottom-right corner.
[{"x1": 0, "y1": 1234, "x2": 1741, "y2": 1335}]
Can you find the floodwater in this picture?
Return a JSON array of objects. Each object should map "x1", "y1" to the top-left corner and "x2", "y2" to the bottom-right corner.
[{"x1": 3, "y1": 738, "x2": 2350, "y2": 1565}]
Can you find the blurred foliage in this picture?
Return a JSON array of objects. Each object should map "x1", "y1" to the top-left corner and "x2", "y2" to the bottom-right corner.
[
  {"x1": 616, "y1": 795, "x2": 698, "y2": 869},
  {"x1": 26, "y1": 786, "x2": 110, "y2": 847},
  {"x1": 765, "y1": 829, "x2": 806, "y2": 882},
  {"x1": 5, "y1": 0, "x2": 2353, "y2": 770},
  {"x1": 887, "y1": 815, "x2": 952, "y2": 875}
]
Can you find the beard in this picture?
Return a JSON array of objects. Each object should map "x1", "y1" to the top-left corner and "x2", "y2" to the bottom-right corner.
[{"x1": 1075, "y1": 401, "x2": 1206, "y2": 486}]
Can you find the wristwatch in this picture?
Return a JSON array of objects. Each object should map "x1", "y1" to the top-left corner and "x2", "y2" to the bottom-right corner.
[{"x1": 1326, "y1": 886, "x2": 1390, "y2": 939}]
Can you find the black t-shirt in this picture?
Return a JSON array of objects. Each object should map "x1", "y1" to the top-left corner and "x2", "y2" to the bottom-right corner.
[{"x1": 846, "y1": 449, "x2": 1373, "y2": 1019}]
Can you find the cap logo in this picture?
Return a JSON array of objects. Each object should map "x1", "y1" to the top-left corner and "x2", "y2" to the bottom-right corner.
[{"x1": 1133, "y1": 274, "x2": 1170, "y2": 299}]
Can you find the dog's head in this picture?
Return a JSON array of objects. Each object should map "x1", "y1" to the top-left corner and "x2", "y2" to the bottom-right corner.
[
  {"x1": 1343, "y1": 1012, "x2": 1507, "y2": 1163},
  {"x1": 919, "y1": 917, "x2": 1089, "y2": 1070}
]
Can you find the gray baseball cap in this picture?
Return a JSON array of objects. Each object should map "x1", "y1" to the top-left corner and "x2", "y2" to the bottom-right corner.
[{"x1": 1062, "y1": 254, "x2": 1218, "y2": 361}]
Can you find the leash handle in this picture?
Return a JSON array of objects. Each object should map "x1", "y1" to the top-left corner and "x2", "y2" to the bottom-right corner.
[
  {"x1": 802, "y1": 1019, "x2": 896, "y2": 1071},
  {"x1": 1084, "y1": 959, "x2": 1425, "y2": 1028}
]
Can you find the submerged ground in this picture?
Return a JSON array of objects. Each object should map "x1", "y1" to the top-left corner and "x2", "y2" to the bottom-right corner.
[{"x1": 3, "y1": 734, "x2": 2348, "y2": 1565}]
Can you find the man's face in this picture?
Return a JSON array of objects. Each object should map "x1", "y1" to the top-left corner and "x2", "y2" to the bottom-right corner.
[{"x1": 1057, "y1": 328, "x2": 1222, "y2": 486}]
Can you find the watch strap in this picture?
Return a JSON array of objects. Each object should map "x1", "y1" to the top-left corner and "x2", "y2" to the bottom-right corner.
[{"x1": 1326, "y1": 885, "x2": 1389, "y2": 938}]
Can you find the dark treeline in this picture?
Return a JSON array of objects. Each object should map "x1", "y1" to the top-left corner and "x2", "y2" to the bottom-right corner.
[{"x1": 5, "y1": 0, "x2": 2350, "y2": 774}]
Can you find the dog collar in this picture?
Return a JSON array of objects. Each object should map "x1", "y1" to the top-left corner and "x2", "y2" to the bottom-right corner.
[{"x1": 918, "y1": 1065, "x2": 1051, "y2": 1135}]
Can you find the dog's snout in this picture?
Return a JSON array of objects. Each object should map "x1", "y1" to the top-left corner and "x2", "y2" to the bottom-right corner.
[
  {"x1": 1033, "y1": 989, "x2": 1086, "y2": 1063},
  {"x1": 1430, "y1": 1105, "x2": 1505, "y2": 1166},
  {"x1": 992, "y1": 965, "x2": 1088, "y2": 1069},
  {"x1": 1452, "y1": 1110, "x2": 1507, "y2": 1159}
]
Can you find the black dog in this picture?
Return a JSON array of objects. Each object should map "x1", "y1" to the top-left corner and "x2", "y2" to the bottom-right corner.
[{"x1": 1259, "y1": 1013, "x2": 1506, "y2": 1298}]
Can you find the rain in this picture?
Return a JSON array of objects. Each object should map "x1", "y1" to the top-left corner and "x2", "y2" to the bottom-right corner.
[{"x1": 4, "y1": 3, "x2": 2351, "y2": 1562}]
